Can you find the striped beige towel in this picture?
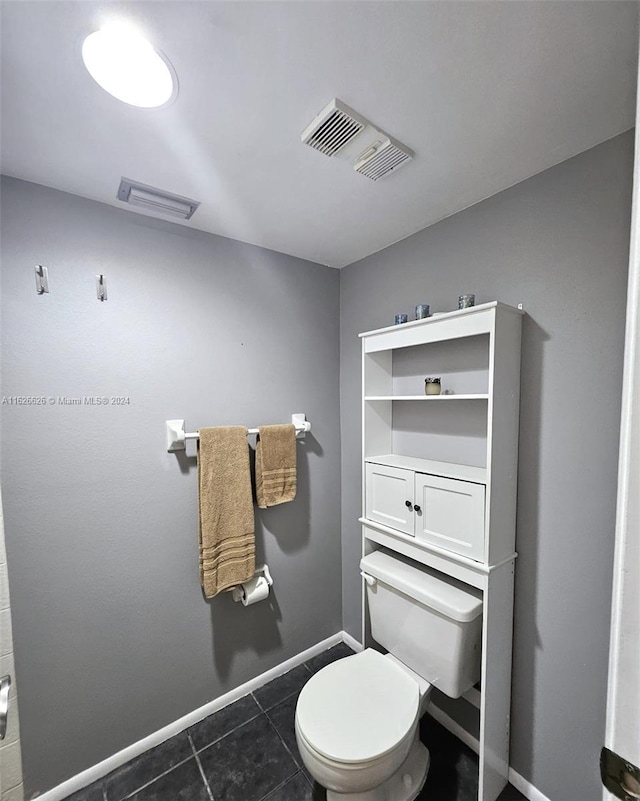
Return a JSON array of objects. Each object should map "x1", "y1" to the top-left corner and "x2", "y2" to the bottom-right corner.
[
  {"x1": 256, "y1": 424, "x2": 297, "y2": 509},
  {"x1": 198, "y1": 426, "x2": 255, "y2": 598}
]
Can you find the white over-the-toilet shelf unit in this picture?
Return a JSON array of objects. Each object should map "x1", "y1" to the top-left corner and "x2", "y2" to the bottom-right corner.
[{"x1": 359, "y1": 301, "x2": 523, "y2": 801}]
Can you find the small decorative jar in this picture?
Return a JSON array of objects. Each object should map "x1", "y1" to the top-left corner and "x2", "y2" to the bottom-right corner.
[
  {"x1": 425, "y1": 377, "x2": 442, "y2": 396},
  {"x1": 415, "y1": 304, "x2": 430, "y2": 319},
  {"x1": 395, "y1": 313, "x2": 408, "y2": 325},
  {"x1": 458, "y1": 294, "x2": 475, "y2": 309}
]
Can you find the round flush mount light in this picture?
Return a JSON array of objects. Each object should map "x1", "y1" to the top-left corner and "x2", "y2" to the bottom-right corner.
[{"x1": 82, "y1": 23, "x2": 177, "y2": 108}]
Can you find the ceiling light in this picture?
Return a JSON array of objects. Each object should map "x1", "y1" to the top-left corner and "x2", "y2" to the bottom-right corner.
[
  {"x1": 117, "y1": 178, "x2": 199, "y2": 220},
  {"x1": 82, "y1": 23, "x2": 177, "y2": 108}
]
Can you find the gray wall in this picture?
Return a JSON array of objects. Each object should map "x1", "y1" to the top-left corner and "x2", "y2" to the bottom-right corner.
[
  {"x1": 340, "y1": 132, "x2": 633, "y2": 800},
  {"x1": 0, "y1": 177, "x2": 342, "y2": 795}
]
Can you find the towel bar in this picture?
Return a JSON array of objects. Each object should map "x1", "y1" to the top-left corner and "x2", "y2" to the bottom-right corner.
[{"x1": 166, "y1": 414, "x2": 311, "y2": 452}]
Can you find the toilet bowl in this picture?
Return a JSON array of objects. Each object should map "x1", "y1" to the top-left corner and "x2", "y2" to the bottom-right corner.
[{"x1": 295, "y1": 649, "x2": 431, "y2": 801}]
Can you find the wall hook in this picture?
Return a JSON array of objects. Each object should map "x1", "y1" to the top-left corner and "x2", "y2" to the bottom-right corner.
[
  {"x1": 96, "y1": 274, "x2": 107, "y2": 302},
  {"x1": 35, "y1": 265, "x2": 49, "y2": 295}
]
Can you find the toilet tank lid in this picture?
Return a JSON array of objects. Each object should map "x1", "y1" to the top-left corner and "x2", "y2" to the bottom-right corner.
[{"x1": 360, "y1": 551, "x2": 483, "y2": 623}]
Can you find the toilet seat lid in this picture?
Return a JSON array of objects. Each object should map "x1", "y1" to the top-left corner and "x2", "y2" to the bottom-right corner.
[{"x1": 296, "y1": 649, "x2": 419, "y2": 764}]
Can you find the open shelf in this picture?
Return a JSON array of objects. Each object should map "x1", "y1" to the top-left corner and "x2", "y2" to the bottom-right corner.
[
  {"x1": 390, "y1": 399, "x2": 488, "y2": 468},
  {"x1": 365, "y1": 394, "x2": 489, "y2": 401},
  {"x1": 364, "y1": 334, "x2": 491, "y2": 398}
]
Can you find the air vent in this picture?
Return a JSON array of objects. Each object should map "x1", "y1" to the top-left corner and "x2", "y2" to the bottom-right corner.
[
  {"x1": 117, "y1": 178, "x2": 200, "y2": 220},
  {"x1": 301, "y1": 99, "x2": 366, "y2": 157},
  {"x1": 354, "y1": 137, "x2": 413, "y2": 181}
]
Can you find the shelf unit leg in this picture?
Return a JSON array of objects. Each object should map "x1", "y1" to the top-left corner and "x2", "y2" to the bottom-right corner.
[{"x1": 479, "y1": 561, "x2": 515, "y2": 801}]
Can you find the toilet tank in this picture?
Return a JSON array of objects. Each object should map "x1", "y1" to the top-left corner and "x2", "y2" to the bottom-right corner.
[{"x1": 360, "y1": 550, "x2": 483, "y2": 698}]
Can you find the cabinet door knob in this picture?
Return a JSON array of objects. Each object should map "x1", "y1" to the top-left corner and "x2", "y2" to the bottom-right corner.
[
  {"x1": 405, "y1": 500, "x2": 413, "y2": 510},
  {"x1": 414, "y1": 505, "x2": 421, "y2": 513}
]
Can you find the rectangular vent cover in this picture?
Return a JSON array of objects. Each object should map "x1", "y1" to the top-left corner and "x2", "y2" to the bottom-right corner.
[
  {"x1": 301, "y1": 99, "x2": 366, "y2": 157},
  {"x1": 354, "y1": 137, "x2": 413, "y2": 181},
  {"x1": 117, "y1": 178, "x2": 200, "y2": 220}
]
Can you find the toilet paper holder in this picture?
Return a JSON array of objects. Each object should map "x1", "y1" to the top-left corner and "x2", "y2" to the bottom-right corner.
[{"x1": 232, "y1": 564, "x2": 273, "y2": 604}]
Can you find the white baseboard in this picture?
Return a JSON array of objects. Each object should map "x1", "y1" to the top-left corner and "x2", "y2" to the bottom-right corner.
[
  {"x1": 341, "y1": 630, "x2": 363, "y2": 653},
  {"x1": 507, "y1": 768, "x2": 553, "y2": 801},
  {"x1": 428, "y1": 704, "x2": 552, "y2": 801},
  {"x1": 37, "y1": 631, "x2": 360, "y2": 801}
]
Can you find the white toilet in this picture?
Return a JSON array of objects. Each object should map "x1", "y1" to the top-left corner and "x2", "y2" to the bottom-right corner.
[{"x1": 295, "y1": 550, "x2": 483, "y2": 801}]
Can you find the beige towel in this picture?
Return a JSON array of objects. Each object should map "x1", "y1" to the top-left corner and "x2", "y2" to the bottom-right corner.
[
  {"x1": 198, "y1": 426, "x2": 255, "y2": 598},
  {"x1": 256, "y1": 424, "x2": 297, "y2": 509}
]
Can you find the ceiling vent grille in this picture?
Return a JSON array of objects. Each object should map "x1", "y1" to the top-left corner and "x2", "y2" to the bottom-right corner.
[
  {"x1": 354, "y1": 137, "x2": 413, "y2": 181},
  {"x1": 117, "y1": 178, "x2": 200, "y2": 220},
  {"x1": 301, "y1": 99, "x2": 366, "y2": 156}
]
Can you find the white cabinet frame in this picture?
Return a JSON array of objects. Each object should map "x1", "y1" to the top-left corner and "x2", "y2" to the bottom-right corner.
[{"x1": 359, "y1": 301, "x2": 523, "y2": 801}]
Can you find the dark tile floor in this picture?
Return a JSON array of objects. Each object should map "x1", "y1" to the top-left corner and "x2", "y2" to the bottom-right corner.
[{"x1": 64, "y1": 643, "x2": 526, "y2": 801}]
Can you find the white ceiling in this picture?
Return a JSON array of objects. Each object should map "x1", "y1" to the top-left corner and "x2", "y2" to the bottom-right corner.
[{"x1": 1, "y1": 1, "x2": 637, "y2": 268}]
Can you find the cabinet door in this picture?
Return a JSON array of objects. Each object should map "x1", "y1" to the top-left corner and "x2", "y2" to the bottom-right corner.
[
  {"x1": 414, "y1": 473, "x2": 485, "y2": 561},
  {"x1": 365, "y1": 463, "x2": 415, "y2": 536}
]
